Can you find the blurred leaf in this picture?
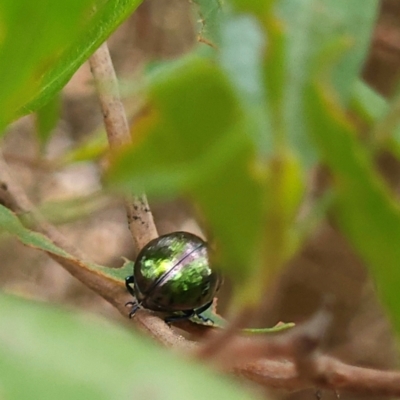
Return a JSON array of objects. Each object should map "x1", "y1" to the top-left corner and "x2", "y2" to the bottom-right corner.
[
  {"x1": 305, "y1": 83, "x2": 400, "y2": 332},
  {"x1": 35, "y1": 93, "x2": 61, "y2": 148},
  {"x1": 276, "y1": 0, "x2": 379, "y2": 167},
  {"x1": 107, "y1": 56, "x2": 265, "y2": 281},
  {"x1": 0, "y1": 205, "x2": 70, "y2": 259},
  {"x1": 216, "y1": 5, "x2": 306, "y2": 297},
  {"x1": 38, "y1": 193, "x2": 111, "y2": 225},
  {"x1": 0, "y1": 0, "x2": 94, "y2": 130},
  {"x1": 0, "y1": 204, "x2": 128, "y2": 284},
  {"x1": 228, "y1": 0, "x2": 274, "y2": 15},
  {"x1": 20, "y1": 0, "x2": 142, "y2": 116},
  {"x1": 219, "y1": 14, "x2": 272, "y2": 157},
  {"x1": 350, "y1": 80, "x2": 387, "y2": 126},
  {"x1": 60, "y1": 129, "x2": 108, "y2": 165},
  {"x1": 0, "y1": 0, "x2": 142, "y2": 130},
  {"x1": 350, "y1": 80, "x2": 400, "y2": 159},
  {"x1": 278, "y1": 0, "x2": 378, "y2": 103},
  {"x1": 192, "y1": 0, "x2": 224, "y2": 46},
  {"x1": 0, "y1": 293, "x2": 261, "y2": 400}
]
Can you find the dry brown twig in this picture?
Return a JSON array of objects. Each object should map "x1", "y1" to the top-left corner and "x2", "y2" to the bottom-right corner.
[
  {"x1": 1, "y1": 40, "x2": 400, "y2": 397},
  {"x1": 88, "y1": 41, "x2": 157, "y2": 255}
]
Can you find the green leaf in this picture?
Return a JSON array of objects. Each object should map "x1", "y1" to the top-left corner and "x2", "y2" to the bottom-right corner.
[
  {"x1": 0, "y1": 293, "x2": 261, "y2": 400},
  {"x1": 107, "y1": 55, "x2": 266, "y2": 281},
  {"x1": 60, "y1": 129, "x2": 108, "y2": 165},
  {"x1": 279, "y1": 0, "x2": 378, "y2": 104},
  {"x1": 192, "y1": 0, "x2": 224, "y2": 46},
  {"x1": 350, "y1": 80, "x2": 400, "y2": 159},
  {"x1": 35, "y1": 93, "x2": 61, "y2": 148},
  {"x1": 305, "y1": 82, "x2": 400, "y2": 332},
  {"x1": 38, "y1": 193, "x2": 110, "y2": 225},
  {"x1": 277, "y1": 0, "x2": 379, "y2": 166},
  {"x1": 350, "y1": 80, "x2": 387, "y2": 126},
  {"x1": 228, "y1": 0, "x2": 273, "y2": 15},
  {"x1": 219, "y1": 14, "x2": 272, "y2": 157},
  {"x1": 0, "y1": 0, "x2": 143, "y2": 130},
  {"x1": 195, "y1": 306, "x2": 295, "y2": 333},
  {"x1": 0, "y1": 0, "x2": 94, "y2": 130},
  {"x1": 0, "y1": 204, "x2": 128, "y2": 284},
  {"x1": 242, "y1": 322, "x2": 295, "y2": 334}
]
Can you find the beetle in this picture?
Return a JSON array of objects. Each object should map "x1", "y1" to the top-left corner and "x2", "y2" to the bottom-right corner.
[{"x1": 125, "y1": 231, "x2": 221, "y2": 324}]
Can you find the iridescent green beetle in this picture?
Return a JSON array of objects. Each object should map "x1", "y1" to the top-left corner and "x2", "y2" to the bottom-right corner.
[{"x1": 125, "y1": 231, "x2": 221, "y2": 324}]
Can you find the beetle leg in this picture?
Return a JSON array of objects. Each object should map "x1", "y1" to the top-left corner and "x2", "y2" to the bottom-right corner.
[
  {"x1": 125, "y1": 302, "x2": 140, "y2": 318},
  {"x1": 164, "y1": 310, "x2": 194, "y2": 325},
  {"x1": 165, "y1": 301, "x2": 215, "y2": 325},
  {"x1": 125, "y1": 275, "x2": 135, "y2": 296}
]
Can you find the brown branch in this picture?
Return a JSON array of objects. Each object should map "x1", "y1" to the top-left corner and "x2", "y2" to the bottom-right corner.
[
  {"x1": 1, "y1": 166, "x2": 400, "y2": 396},
  {"x1": 2, "y1": 39, "x2": 400, "y2": 398},
  {"x1": 195, "y1": 305, "x2": 255, "y2": 360},
  {"x1": 218, "y1": 310, "x2": 400, "y2": 396},
  {"x1": 239, "y1": 354, "x2": 400, "y2": 396},
  {"x1": 88, "y1": 41, "x2": 158, "y2": 255},
  {"x1": 0, "y1": 152, "x2": 192, "y2": 349}
]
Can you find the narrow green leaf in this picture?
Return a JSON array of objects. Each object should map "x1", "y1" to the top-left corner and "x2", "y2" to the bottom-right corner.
[
  {"x1": 60, "y1": 129, "x2": 108, "y2": 165},
  {"x1": 277, "y1": 0, "x2": 379, "y2": 166},
  {"x1": 0, "y1": 204, "x2": 128, "y2": 284},
  {"x1": 219, "y1": 14, "x2": 272, "y2": 157},
  {"x1": 0, "y1": 0, "x2": 95, "y2": 131},
  {"x1": 242, "y1": 322, "x2": 295, "y2": 334},
  {"x1": 350, "y1": 80, "x2": 400, "y2": 159},
  {"x1": 107, "y1": 56, "x2": 266, "y2": 281},
  {"x1": 278, "y1": 0, "x2": 378, "y2": 104},
  {"x1": 192, "y1": 0, "x2": 224, "y2": 46},
  {"x1": 350, "y1": 80, "x2": 387, "y2": 125},
  {"x1": 38, "y1": 193, "x2": 110, "y2": 225},
  {"x1": 0, "y1": 293, "x2": 261, "y2": 400},
  {"x1": 35, "y1": 93, "x2": 61, "y2": 148},
  {"x1": 13, "y1": 0, "x2": 143, "y2": 123},
  {"x1": 227, "y1": 0, "x2": 273, "y2": 15},
  {"x1": 305, "y1": 83, "x2": 400, "y2": 332},
  {"x1": 196, "y1": 306, "x2": 295, "y2": 332}
]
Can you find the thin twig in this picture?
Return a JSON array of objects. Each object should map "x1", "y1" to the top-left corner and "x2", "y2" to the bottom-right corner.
[
  {"x1": 88, "y1": 41, "x2": 158, "y2": 254},
  {"x1": 1, "y1": 168, "x2": 400, "y2": 396},
  {"x1": 0, "y1": 156, "x2": 190, "y2": 348}
]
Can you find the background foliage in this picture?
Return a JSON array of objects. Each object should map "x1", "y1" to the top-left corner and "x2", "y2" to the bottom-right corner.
[{"x1": 1, "y1": 0, "x2": 400, "y2": 398}]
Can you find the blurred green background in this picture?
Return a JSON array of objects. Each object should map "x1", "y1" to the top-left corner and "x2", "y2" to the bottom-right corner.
[{"x1": 1, "y1": 1, "x2": 400, "y2": 399}]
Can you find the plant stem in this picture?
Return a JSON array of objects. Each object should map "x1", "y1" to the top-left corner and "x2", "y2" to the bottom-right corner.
[{"x1": 88, "y1": 41, "x2": 158, "y2": 254}]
